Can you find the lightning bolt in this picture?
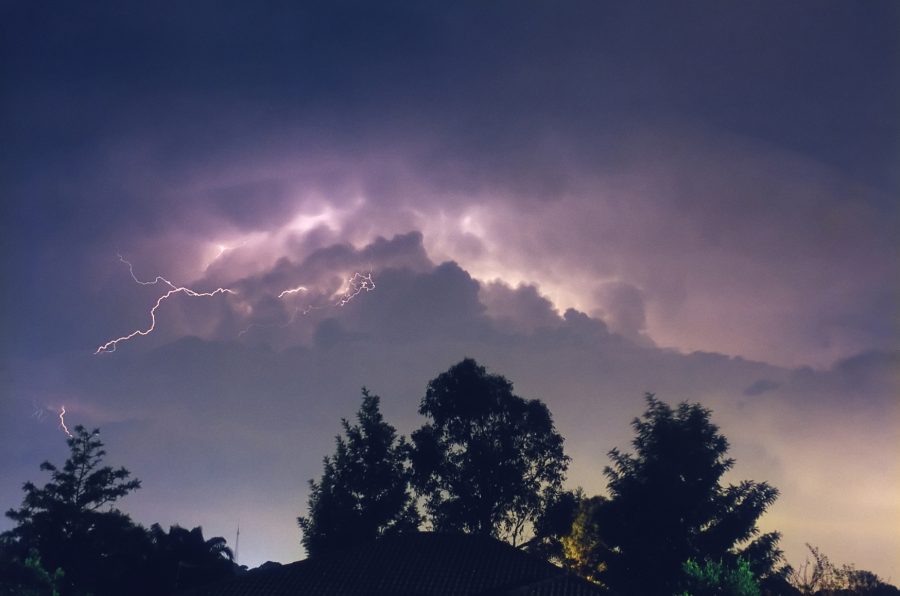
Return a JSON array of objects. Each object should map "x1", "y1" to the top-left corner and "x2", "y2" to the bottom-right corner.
[
  {"x1": 336, "y1": 272, "x2": 375, "y2": 306},
  {"x1": 119, "y1": 253, "x2": 171, "y2": 287},
  {"x1": 238, "y1": 272, "x2": 375, "y2": 338},
  {"x1": 95, "y1": 255, "x2": 235, "y2": 354},
  {"x1": 277, "y1": 285, "x2": 308, "y2": 298},
  {"x1": 58, "y1": 406, "x2": 72, "y2": 438},
  {"x1": 277, "y1": 271, "x2": 374, "y2": 311}
]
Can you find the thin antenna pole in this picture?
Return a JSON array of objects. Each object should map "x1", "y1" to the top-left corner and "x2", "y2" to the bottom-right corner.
[{"x1": 235, "y1": 524, "x2": 240, "y2": 565}]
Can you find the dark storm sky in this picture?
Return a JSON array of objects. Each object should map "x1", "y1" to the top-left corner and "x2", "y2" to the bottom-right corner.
[{"x1": 1, "y1": 1, "x2": 898, "y2": 577}]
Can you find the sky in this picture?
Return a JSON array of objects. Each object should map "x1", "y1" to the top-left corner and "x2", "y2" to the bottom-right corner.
[{"x1": 1, "y1": 0, "x2": 898, "y2": 579}]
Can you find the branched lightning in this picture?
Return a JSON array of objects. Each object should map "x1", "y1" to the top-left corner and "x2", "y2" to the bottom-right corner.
[
  {"x1": 336, "y1": 272, "x2": 375, "y2": 306},
  {"x1": 95, "y1": 255, "x2": 235, "y2": 354},
  {"x1": 238, "y1": 272, "x2": 375, "y2": 338},
  {"x1": 58, "y1": 406, "x2": 72, "y2": 438},
  {"x1": 276, "y1": 271, "x2": 374, "y2": 310},
  {"x1": 119, "y1": 253, "x2": 170, "y2": 286},
  {"x1": 106, "y1": 255, "x2": 373, "y2": 343}
]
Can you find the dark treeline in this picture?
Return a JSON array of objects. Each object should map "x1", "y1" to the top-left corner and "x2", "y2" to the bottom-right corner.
[
  {"x1": 0, "y1": 427, "x2": 238, "y2": 596},
  {"x1": 2, "y1": 358, "x2": 896, "y2": 596},
  {"x1": 297, "y1": 359, "x2": 898, "y2": 596}
]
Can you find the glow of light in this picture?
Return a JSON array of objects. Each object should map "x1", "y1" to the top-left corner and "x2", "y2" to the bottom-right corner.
[
  {"x1": 205, "y1": 239, "x2": 250, "y2": 268},
  {"x1": 95, "y1": 255, "x2": 235, "y2": 354},
  {"x1": 287, "y1": 206, "x2": 340, "y2": 234},
  {"x1": 58, "y1": 407, "x2": 72, "y2": 438},
  {"x1": 459, "y1": 209, "x2": 486, "y2": 237}
]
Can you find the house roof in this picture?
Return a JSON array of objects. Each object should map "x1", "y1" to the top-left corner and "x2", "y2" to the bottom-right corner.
[{"x1": 180, "y1": 532, "x2": 606, "y2": 596}]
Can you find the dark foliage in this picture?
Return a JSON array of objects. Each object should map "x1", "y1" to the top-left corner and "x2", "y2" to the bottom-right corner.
[
  {"x1": 680, "y1": 557, "x2": 761, "y2": 596},
  {"x1": 788, "y1": 544, "x2": 900, "y2": 596},
  {"x1": 523, "y1": 488, "x2": 584, "y2": 563},
  {"x1": 146, "y1": 524, "x2": 235, "y2": 593},
  {"x1": 298, "y1": 388, "x2": 419, "y2": 557},
  {"x1": 409, "y1": 358, "x2": 569, "y2": 545},
  {"x1": 0, "y1": 426, "x2": 235, "y2": 596},
  {"x1": 561, "y1": 495, "x2": 608, "y2": 584},
  {"x1": 4, "y1": 379, "x2": 896, "y2": 595},
  {"x1": 1, "y1": 426, "x2": 146, "y2": 596},
  {"x1": 0, "y1": 548, "x2": 64, "y2": 596},
  {"x1": 566, "y1": 394, "x2": 786, "y2": 595}
]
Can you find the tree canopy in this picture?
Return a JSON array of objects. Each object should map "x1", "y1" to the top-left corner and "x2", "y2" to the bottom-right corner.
[
  {"x1": 6, "y1": 426, "x2": 141, "y2": 528},
  {"x1": 2, "y1": 426, "x2": 146, "y2": 596},
  {"x1": 409, "y1": 358, "x2": 569, "y2": 545},
  {"x1": 298, "y1": 388, "x2": 419, "y2": 557},
  {"x1": 5, "y1": 370, "x2": 895, "y2": 595},
  {"x1": 1, "y1": 426, "x2": 236, "y2": 596},
  {"x1": 146, "y1": 524, "x2": 235, "y2": 593},
  {"x1": 563, "y1": 394, "x2": 786, "y2": 595}
]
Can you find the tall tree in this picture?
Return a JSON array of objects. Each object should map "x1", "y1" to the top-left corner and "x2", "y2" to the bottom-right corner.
[
  {"x1": 298, "y1": 388, "x2": 418, "y2": 557},
  {"x1": 565, "y1": 395, "x2": 785, "y2": 595},
  {"x1": 2, "y1": 426, "x2": 146, "y2": 596},
  {"x1": 409, "y1": 358, "x2": 569, "y2": 545}
]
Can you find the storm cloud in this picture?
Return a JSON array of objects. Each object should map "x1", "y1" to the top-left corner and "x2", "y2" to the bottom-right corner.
[{"x1": 2, "y1": 0, "x2": 897, "y2": 580}]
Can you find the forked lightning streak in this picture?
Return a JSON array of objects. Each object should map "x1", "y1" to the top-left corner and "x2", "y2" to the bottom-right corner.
[
  {"x1": 239, "y1": 272, "x2": 375, "y2": 337},
  {"x1": 95, "y1": 255, "x2": 235, "y2": 354}
]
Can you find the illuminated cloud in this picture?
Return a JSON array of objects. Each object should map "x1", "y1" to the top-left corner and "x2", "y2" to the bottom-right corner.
[
  {"x1": 5, "y1": 233, "x2": 897, "y2": 575},
  {"x1": 2, "y1": 0, "x2": 897, "y2": 582}
]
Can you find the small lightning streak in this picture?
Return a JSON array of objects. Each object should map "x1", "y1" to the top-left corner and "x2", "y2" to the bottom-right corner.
[
  {"x1": 119, "y1": 253, "x2": 172, "y2": 287},
  {"x1": 95, "y1": 256, "x2": 235, "y2": 354},
  {"x1": 277, "y1": 285, "x2": 308, "y2": 299},
  {"x1": 58, "y1": 407, "x2": 73, "y2": 438}
]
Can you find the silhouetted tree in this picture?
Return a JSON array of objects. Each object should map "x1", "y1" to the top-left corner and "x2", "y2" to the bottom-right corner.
[
  {"x1": 1, "y1": 426, "x2": 146, "y2": 596},
  {"x1": 565, "y1": 395, "x2": 786, "y2": 595},
  {"x1": 298, "y1": 388, "x2": 419, "y2": 557},
  {"x1": 145, "y1": 524, "x2": 235, "y2": 593},
  {"x1": 409, "y1": 359, "x2": 569, "y2": 545},
  {"x1": 789, "y1": 544, "x2": 899, "y2": 595}
]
